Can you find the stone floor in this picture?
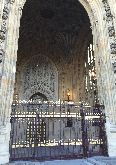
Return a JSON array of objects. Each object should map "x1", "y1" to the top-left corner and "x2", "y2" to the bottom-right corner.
[{"x1": 8, "y1": 157, "x2": 116, "y2": 165}]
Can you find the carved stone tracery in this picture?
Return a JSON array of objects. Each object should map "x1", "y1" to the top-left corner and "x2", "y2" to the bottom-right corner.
[
  {"x1": 20, "y1": 55, "x2": 58, "y2": 101},
  {"x1": 102, "y1": 0, "x2": 116, "y2": 70}
]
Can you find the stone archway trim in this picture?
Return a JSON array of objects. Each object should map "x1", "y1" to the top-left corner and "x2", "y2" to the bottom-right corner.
[{"x1": 23, "y1": 84, "x2": 57, "y2": 101}]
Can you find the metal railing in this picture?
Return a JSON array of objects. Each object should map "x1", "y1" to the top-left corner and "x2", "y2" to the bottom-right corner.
[{"x1": 10, "y1": 103, "x2": 108, "y2": 161}]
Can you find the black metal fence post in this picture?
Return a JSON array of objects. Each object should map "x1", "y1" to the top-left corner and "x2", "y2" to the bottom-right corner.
[{"x1": 80, "y1": 103, "x2": 88, "y2": 158}]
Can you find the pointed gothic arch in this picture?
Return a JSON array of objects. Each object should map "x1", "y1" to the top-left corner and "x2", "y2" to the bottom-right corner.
[
  {"x1": 0, "y1": 0, "x2": 116, "y2": 164},
  {"x1": 0, "y1": 0, "x2": 114, "y2": 122}
]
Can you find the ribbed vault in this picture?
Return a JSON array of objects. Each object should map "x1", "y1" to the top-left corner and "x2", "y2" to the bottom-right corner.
[{"x1": 17, "y1": 0, "x2": 91, "y2": 63}]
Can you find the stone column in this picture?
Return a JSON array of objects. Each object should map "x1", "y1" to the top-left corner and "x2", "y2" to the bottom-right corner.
[
  {"x1": 0, "y1": 122, "x2": 11, "y2": 164},
  {"x1": 93, "y1": 12, "x2": 116, "y2": 155},
  {"x1": 0, "y1": 0, "x2": 22, "y2": 163},
  {"x1": 0, "y1": 0, "x2": 12, "y2": 163},
  {"x1": 101, "y1": 0, "x2": 116, "y2": 156}
]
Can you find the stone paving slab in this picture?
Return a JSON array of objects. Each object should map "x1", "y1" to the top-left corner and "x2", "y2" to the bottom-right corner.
[
  {"x1": 9, "y1": 159, "x2": 89, "y2": 165},
  {"x1": 91, "y1": 156, "x2": 116, "y2": 165},
  {"x1": 8, "y1": 157, "x2": 116, "y2": 165}
]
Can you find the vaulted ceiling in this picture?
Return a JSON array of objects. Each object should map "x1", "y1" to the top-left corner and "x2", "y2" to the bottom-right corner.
[{"x1": 17, "y1": 0, "x2": 91, "y2": 64}]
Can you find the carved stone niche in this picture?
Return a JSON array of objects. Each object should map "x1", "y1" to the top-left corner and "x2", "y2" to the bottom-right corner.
[
  {"x1": 106, "y1": 13, "x2": 113, "y2": 22},
  {"x1": 0, "y1": 49, "x2": 4, "y2": 63},
  {"x1": 0, "y1": 24, "x2": 7, "y2": 41},
  {"x1": 110, "y1": 42, "x2": 116, "y2": 54},
  {"x1": 2, "y1": 5, "x2": 9, "y2": 20},
  {"x1": 108, "y1": 26, "x2": 115, "y2": 37},
  {"x1": 112, "y1": 62, "x2": 116, "y2": 73},
  {"x1": 20, "y1": 55, "x2": 58, "y2": 101},
  {"x1": 102, "y1": 1, "x2": 113, "y2": 22},
  {"x1": 0, "y1": 30, "x2": 5, "y2": 41},
  {"x1": 1, "y1": 25, "x2": 7, "y2": 33}
]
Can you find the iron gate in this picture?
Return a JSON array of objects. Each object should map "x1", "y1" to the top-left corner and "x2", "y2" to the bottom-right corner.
[{"x1": 10, "y1": 103, "x2": 108, "y2": 161}]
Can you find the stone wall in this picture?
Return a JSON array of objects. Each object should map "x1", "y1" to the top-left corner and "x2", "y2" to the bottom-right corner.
[{"x1": 0, "y1": 0, "x2": 116, "y2": 164}]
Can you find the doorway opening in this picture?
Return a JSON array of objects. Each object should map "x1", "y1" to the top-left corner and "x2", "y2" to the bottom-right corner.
[{"x1": 10, "y1": 0, "x2": 108, "y2": 161}]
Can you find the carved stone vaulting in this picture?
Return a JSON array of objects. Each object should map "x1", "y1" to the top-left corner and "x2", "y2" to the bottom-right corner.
[{"x1": 0, "y1": 0, "x2": 116, "y2": 164}]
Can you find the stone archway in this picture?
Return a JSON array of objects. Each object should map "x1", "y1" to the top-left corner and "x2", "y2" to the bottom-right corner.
[
  {"x1": 0, "y1": 0, "x2": 116, "y2": 164},
  {"x1": 29, "y1": 92, "x2": 48, "y2": 102}
]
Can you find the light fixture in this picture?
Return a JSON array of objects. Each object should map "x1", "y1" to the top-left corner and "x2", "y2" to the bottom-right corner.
[
  {"x1": 67, "y1": 89, "x2": 70, "y2": 102},
  {"x1": 90, "y1": 69, "x2": 96, "y2": 80}
]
